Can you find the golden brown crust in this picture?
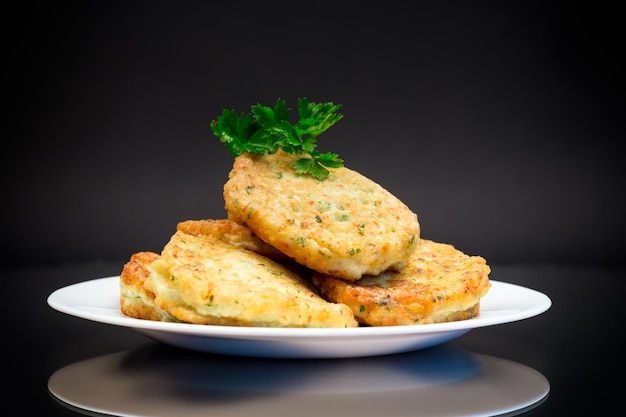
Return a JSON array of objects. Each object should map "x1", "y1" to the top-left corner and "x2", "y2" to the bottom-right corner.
[
  {"x1": 119, "y1": 251, "x2": 179, "y2": 322},
  {"x1": 223, "y1": 151, "x2": 420, "y2": 281},
  {"x1": 144, "y1": 231, "x2": 359, "y2": 328},
  {"x1": 176, "y1": 219, "x2": 292, "y2": 263},
  {"x1": 311, "y1": 239, "x2": 491, "y2": 326}
]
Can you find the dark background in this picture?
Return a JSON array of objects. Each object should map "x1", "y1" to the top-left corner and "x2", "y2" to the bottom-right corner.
[{"x1": 5, "y1": 1, "x2": 623, "y2": 268}]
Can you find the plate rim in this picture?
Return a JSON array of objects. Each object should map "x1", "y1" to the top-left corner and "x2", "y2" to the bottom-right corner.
[{"x1": 47, "y1": 276, "x2": 552, "y2": 338}]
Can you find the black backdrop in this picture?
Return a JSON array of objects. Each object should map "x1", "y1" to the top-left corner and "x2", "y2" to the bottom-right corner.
[{"x1": 5, "y1": 1, "x2": 623, "y2": 268}]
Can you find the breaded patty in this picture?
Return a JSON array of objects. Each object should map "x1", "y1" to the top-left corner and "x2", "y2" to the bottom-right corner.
[
  {"x1": 176, "y1": 218, "x2": 292, "y2": 263},
  {"x1": 311, "y1": 239, "x2": 491, "y2": 326},
  {"x1": 143, "y1": 231, "x2": 359, "y2": 328},
  {"x1": 120, "y1": 219, "x2": 297, "y2": 323},
  {"x1": 119, "y1": 251, "x2": 179, "y2": 322},
  {"x1": 223, "y1": 151, "x2": 420, "y2": 281}
]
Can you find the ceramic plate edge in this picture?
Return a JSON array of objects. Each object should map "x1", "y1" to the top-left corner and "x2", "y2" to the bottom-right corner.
[{"x1": 47, "y1": 276, "x2": 552, "y2": 338}]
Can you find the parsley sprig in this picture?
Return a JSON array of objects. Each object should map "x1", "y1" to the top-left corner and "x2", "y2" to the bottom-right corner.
[{"x1": 210, "y1": 98, "x2": 344, "y2": 180}]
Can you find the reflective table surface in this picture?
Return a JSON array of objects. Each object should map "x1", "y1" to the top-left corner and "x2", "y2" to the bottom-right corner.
[{"x1": 4, "y1": 263, "x2": 620, "y2": 416}]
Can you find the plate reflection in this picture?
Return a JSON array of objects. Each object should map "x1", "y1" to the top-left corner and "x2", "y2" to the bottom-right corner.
[{"x1": 49, "y1": 342, "x2": 549, "y2": 417}]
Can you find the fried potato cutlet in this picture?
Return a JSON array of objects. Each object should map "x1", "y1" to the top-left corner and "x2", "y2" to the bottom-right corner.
[
  {"x1": 311, "y1": 239, "x2": 491, "y2": 326},
  {"x1": 120, "y1": 219, "x2": 298, "y2": 322},
  {"x1": 143, "y1": 230, "x2": 359, "y2": 328},
  {"x1": 223, "y1": 150, "x2": 420, "y2": 281},
  {"x1": 119, "y1": 251, "x2": 179, "y2": 322},
  {"x1": 176, "y1": 218, "x2": 292, "y2": 263}
]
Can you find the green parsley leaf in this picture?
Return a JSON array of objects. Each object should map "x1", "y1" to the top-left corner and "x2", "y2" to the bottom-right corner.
[{"x1": 211, "y1": 98, "x2": 344, "y2": 180}]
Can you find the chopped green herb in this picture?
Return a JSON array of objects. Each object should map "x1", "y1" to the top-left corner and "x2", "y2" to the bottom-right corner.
[
  {"x1": 347, "y1": 248, "x2": 361, "y2": 256},
  {"x1": 210, "y1": 98, "x2": 344, "y2": 180},
  {"x1": 206, "y1": 294, "x2": 214, "y2": 306}
]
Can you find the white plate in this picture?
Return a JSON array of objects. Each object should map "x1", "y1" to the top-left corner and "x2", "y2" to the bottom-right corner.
[{"x1": 47, "y1": 277, "x2": 551, "y2": 359}]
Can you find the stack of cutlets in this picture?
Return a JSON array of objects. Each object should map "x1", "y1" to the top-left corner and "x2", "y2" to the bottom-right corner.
[{"x1": 120, "y1": 151, "x2": 490, "y2": 327}]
